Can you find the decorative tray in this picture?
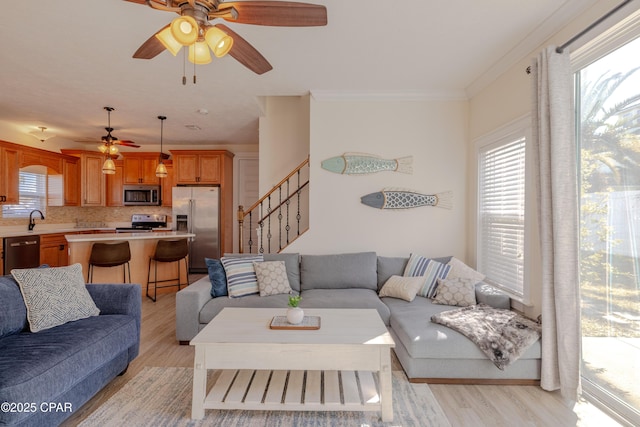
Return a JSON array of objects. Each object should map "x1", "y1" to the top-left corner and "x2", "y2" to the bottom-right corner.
[{"x1": 269, "y1": 315, "x2": 321, "y2": 330}]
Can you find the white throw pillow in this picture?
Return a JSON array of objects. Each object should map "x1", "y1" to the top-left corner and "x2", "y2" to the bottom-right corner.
[
  {"x1": 254, "y1": 261, "x2": 292, "y2": 296},
  {"x1": 446, "y1": 257, "x2": 485, "y2": 283},
  {"x1": 379, "y1": 275, "x2": 424, "y2": 302},
  {"x1": 11, "y1": 263, "x2": 100, "y2": 333},
  {"x1": 432, "y1": 277, "x2": 477, "y2": 307}
]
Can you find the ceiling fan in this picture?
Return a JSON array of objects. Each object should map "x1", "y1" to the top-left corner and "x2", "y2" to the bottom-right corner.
[
  {"x1": 127, "y1": 0, "x2": 327, "y2": 75},
  {"x1": 95, "y1": 107, "x2": 140, "y2": 155}
]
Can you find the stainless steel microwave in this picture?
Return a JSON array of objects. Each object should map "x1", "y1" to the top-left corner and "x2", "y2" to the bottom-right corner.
[{"x1": 123, "y1": 185, "x2": 161, "y2": 206}]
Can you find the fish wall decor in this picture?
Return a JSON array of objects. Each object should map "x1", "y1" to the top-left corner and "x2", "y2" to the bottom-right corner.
[
  {"x1": 321, "y1": 153, "x2": 413, "y2": 175},
  {"x1": 361, "y1": 189, "x2": 453, "y2": 210}
]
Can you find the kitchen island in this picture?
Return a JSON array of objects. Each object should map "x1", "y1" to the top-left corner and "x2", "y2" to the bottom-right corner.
[{"x1": 65, "y1": 231, "x2": 196, "y2": 295}]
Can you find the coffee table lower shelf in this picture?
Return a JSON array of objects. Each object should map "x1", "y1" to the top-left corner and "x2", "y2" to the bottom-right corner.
[{"x1": 203, "y1": 369, "x2": 382, "y2": 414}]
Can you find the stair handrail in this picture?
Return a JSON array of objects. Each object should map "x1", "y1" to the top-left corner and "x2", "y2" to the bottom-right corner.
[{"x1": 238, "y1": 156, "x2": 309, "y2": 253}]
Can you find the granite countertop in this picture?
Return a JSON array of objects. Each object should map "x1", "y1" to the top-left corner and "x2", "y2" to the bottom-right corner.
[
  {"x1": 0, "y1": 227, "x2": 116, "y2": 239},
  {"x1": 64, "y1": 231, "x2": 195, "y2": 242}
]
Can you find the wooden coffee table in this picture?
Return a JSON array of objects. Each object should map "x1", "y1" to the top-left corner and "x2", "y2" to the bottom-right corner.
[{"x1": 190, "y1": 307, "x2": 395, "y2": 421}]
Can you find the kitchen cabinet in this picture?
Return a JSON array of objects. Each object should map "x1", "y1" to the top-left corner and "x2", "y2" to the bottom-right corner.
[
  {"x1": 122, "y1": 153, "x2": 161, "y2": 185},
  {"x1": 170, "y1": 150, "x2": 234, "y2": 253},
  {"x1": 171, "y1": 150, "x2": 231, "y2": 184},
  {"x1": 160, "y1": 160, "x2": 174, "y2": 207},
  {"x1": 40, "y1": 233, "x2": 69, "y2": 267},
  {"x1": 83, "y1": 153, "x2": 106, "y2": 206},
  {"x1": 60, "y1": 150, "x2": 106, "y2": 207},
  {"x1": 0, "y1": 143, "x2": 20, "y2": 204},
  {"x1": 63, "y1": 157, "x2": 80, "y2": 206},
  {"x1": 106, "y1": 160, "x2": 124, "y2": 207}
]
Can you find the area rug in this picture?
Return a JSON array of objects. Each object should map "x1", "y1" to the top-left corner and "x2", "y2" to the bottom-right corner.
[{"x1": 79, "y1": 367, "x2": 451, "y2": 427}]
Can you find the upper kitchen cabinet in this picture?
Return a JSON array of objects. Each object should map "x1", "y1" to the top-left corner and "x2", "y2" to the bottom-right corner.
[
  {"x1": 171, "y1": 150, "x2": 233, "y2": 185},
  {"x1": 122, "y1": 153, "x2": 163, "y2": 185},
  {"x1": 106, "y1": 160, "x2": 124, "y2": 207},
  {"x1": 63, "y1": 157, "x2": 80, "y2": 206},
  {"x1": 0, "y1": 141, "x2": 20, "y2": 204},
  {"x1": 160, "y1": 160, "x2": 174, "y2": 207},
  {"x1": 61, "y1": 150, "x2": 106, "y2": 207}
]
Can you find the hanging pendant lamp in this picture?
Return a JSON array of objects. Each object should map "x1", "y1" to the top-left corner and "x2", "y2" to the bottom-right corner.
[{"x1": 155, "y1": 115, "x2": 168, "y2": 178}]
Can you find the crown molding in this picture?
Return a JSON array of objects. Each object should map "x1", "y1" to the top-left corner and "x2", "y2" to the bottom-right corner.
[
  {"x1": 465, "y1": 0, "x2": 600, "y2": 98},
  {"x1": 310, "y1": 90, "x2": 468, "y2": 102}
]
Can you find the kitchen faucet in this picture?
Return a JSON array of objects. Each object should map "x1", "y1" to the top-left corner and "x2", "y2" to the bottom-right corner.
[{"x1": 28, "y1": 210, "x2": 45, "y2": 231}]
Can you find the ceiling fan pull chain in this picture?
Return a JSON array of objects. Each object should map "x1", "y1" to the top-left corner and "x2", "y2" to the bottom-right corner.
[
  {"x1": 193, "y1": 59, "x2": 197, "y2": 85},
  {"x1": 182, "y1": 48, "x2": 187, "y2": 85}
]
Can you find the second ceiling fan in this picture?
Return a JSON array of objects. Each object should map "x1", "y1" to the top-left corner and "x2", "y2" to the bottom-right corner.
[{"x1": 128, "y1": 0, "x2": 328, "y2": 75}]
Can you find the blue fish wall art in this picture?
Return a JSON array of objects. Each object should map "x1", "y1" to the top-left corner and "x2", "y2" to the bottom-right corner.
[
  {"x1": 321, "y1": 153, "x2": 413, "y2": 175},
  {"x1": 361, "y1": 189, "x2": 453, "y2": 210}
]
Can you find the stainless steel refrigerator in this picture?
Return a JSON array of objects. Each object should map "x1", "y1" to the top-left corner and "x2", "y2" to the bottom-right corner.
[{"x1": 172, "y1": 186, "x2": 220, "y2": 273}]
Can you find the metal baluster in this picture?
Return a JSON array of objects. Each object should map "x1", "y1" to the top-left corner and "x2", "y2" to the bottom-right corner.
[
  {"x1": 266, "y1": 195, "x2": 272, "y2": 253},
  {"x1": 296, "y1": 168, "x2": 302, "y2": 237},
  {"x1": 285, "y1": 178, "x2": 291, "y2": 246},
  {"x1": 278, "y1": 186, "x2": 283, "y2": 251},
  {"x1": 258, "y1": 201, "x2": 265, "y2": 254},
  {"x1": 248, "y1": 211, "x2": 253, "y2": 254}
]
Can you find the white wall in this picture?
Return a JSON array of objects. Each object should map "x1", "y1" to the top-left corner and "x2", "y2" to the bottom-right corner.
[
  {"x1": 284, "y1": 95, "x2": 468, "y2": 258},
  {"x1": 258, "y1": 96, "x2": 310, "y2": 196}
]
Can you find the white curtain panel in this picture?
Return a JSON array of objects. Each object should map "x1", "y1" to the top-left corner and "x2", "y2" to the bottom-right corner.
[{"x1": 530, "y1": 46, "x2": 581, "y2": 403}]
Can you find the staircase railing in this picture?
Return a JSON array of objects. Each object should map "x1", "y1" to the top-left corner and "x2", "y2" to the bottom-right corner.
[{"x1": 237, "y1": 157, "x2": 310, "y2": 253}]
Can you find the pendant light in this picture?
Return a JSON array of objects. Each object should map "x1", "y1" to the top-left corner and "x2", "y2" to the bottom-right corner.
[
  {"x1": 102, "y1": 156, "x2": 116, "y2": 175},
  {"x1": 155, "y1": 115, "x2": 168, "y2": 178}
]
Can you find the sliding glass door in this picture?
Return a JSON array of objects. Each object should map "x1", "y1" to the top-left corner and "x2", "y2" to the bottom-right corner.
[{"x1": 577, "y1": 36, "x2": 640, "y2": 423}]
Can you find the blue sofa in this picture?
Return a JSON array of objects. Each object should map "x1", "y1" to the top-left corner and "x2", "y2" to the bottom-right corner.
[{"x1": 0, "y1": 275, "x2": 141, "y2": 427}]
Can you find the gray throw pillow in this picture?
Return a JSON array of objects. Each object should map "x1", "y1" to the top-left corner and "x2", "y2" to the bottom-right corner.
[{"x1": 11, "y1": 264, "x2": 100, "y2": 333}]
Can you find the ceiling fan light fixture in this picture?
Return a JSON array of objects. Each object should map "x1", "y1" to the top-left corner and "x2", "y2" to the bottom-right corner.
[
  {"x1": 205, "y1": 27, "x2": 233, "y2": 58},
  {"x1": 102, "y1": 157, "x2": 116, "y2": 175},
  {"x1": 171, "y1": 16, "x2": 199, "y2": 46},
  {"x1": 98, "y1": 144, "x2": 119, "y2": 155},
  {"x1": 188, "y1": 41, "x2": 212, "y2": 64},
  {"x1": 156, "y1": 26, "x2": 182, "y2": 56}
]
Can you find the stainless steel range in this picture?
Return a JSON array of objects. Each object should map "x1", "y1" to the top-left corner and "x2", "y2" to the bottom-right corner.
[{"x1": 115, "y1": 214, "x2": 168, "y2": 233}]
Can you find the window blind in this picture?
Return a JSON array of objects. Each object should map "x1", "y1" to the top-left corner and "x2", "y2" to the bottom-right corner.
[
  {"x1": 478, "y1": 136, "x2": 526, "y2": 296},
  {"x1": 1, "y1": 171, "x2": 47, "y2": 218}
]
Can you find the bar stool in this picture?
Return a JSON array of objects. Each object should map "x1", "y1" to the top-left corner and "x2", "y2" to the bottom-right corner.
[
  {"x1": 87, "y1": 241, "x2": 131, "y2": 283},
  {"x1": 146, "y1": 238, "x2": 189, "y2": 302}
]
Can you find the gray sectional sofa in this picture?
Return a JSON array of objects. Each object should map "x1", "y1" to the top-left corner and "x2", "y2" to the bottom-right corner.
[
  {"x1": 0, "y1": 275, "x2": 141, "y2": 427},
  {"x1": 176, "y1": 251, "x2": 541, "y2": 383}
]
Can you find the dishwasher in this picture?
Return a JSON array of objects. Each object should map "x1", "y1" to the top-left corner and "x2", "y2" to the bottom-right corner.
[{"x1": 3, "y1": 235, "x2": 41, "y2": 272}]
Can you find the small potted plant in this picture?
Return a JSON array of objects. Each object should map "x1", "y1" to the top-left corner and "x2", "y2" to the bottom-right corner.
[{"x1": 286, "y1": 295, "x2": 304, "y2": 324}]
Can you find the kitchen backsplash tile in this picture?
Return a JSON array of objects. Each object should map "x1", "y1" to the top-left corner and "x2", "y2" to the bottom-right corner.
[{"x1": 0, "y1": 206, "x2": 172, "y2": 227}]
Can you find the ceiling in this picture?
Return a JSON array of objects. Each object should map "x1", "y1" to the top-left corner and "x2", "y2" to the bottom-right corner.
[{"x1": 0, "y1": 0, "x2": 598, "y2": 152}]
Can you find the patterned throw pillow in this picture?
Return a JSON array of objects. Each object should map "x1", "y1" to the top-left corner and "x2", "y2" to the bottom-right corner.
[
  {"x1": 221, "y1": 255, "x2": 263, "y2": 298},
  {"x1": 403, "y1": 253, "x2": 451, "y2": 298},
  {"x1": 446, "y1": 257, "x2": 485, "y2": 283},
  {"x1": 205, "y1": 258, "x2": 227, "y2": 298},
  {"x1": 253, "y1": 261, "x2": 292, "y2": 296},
  {"x1": 11, "y1": 263, "x2": 100, "y2": 333},
  {"x1": 432, "y1": 277, "x2": 477, "y2": 307},
  {"x1": 378, "y1": 275, "x2": 424, "y2": 302}
]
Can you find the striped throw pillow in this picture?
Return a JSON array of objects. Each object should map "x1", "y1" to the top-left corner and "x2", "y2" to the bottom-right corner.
[
  {"x1": 221, "y1": 255, "x2": 263, "y2": 298},
  {"x1": 403, "y1": 253, "x2": 451, "y2": 298}
]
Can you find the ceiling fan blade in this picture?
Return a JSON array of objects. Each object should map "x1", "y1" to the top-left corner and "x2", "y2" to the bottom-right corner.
[
  {"x1": 218, "y1": 2, "x2": 327, "y2": 26},
  {"x1": 115, "y1": 140, "x2": 141, "y2": 148},
  {"x1": 133, "y1": 25, "x2": 169, "y2": 59},
  {"x1": 215, "y1": 24, "x2": 272, "y2": 75}
]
